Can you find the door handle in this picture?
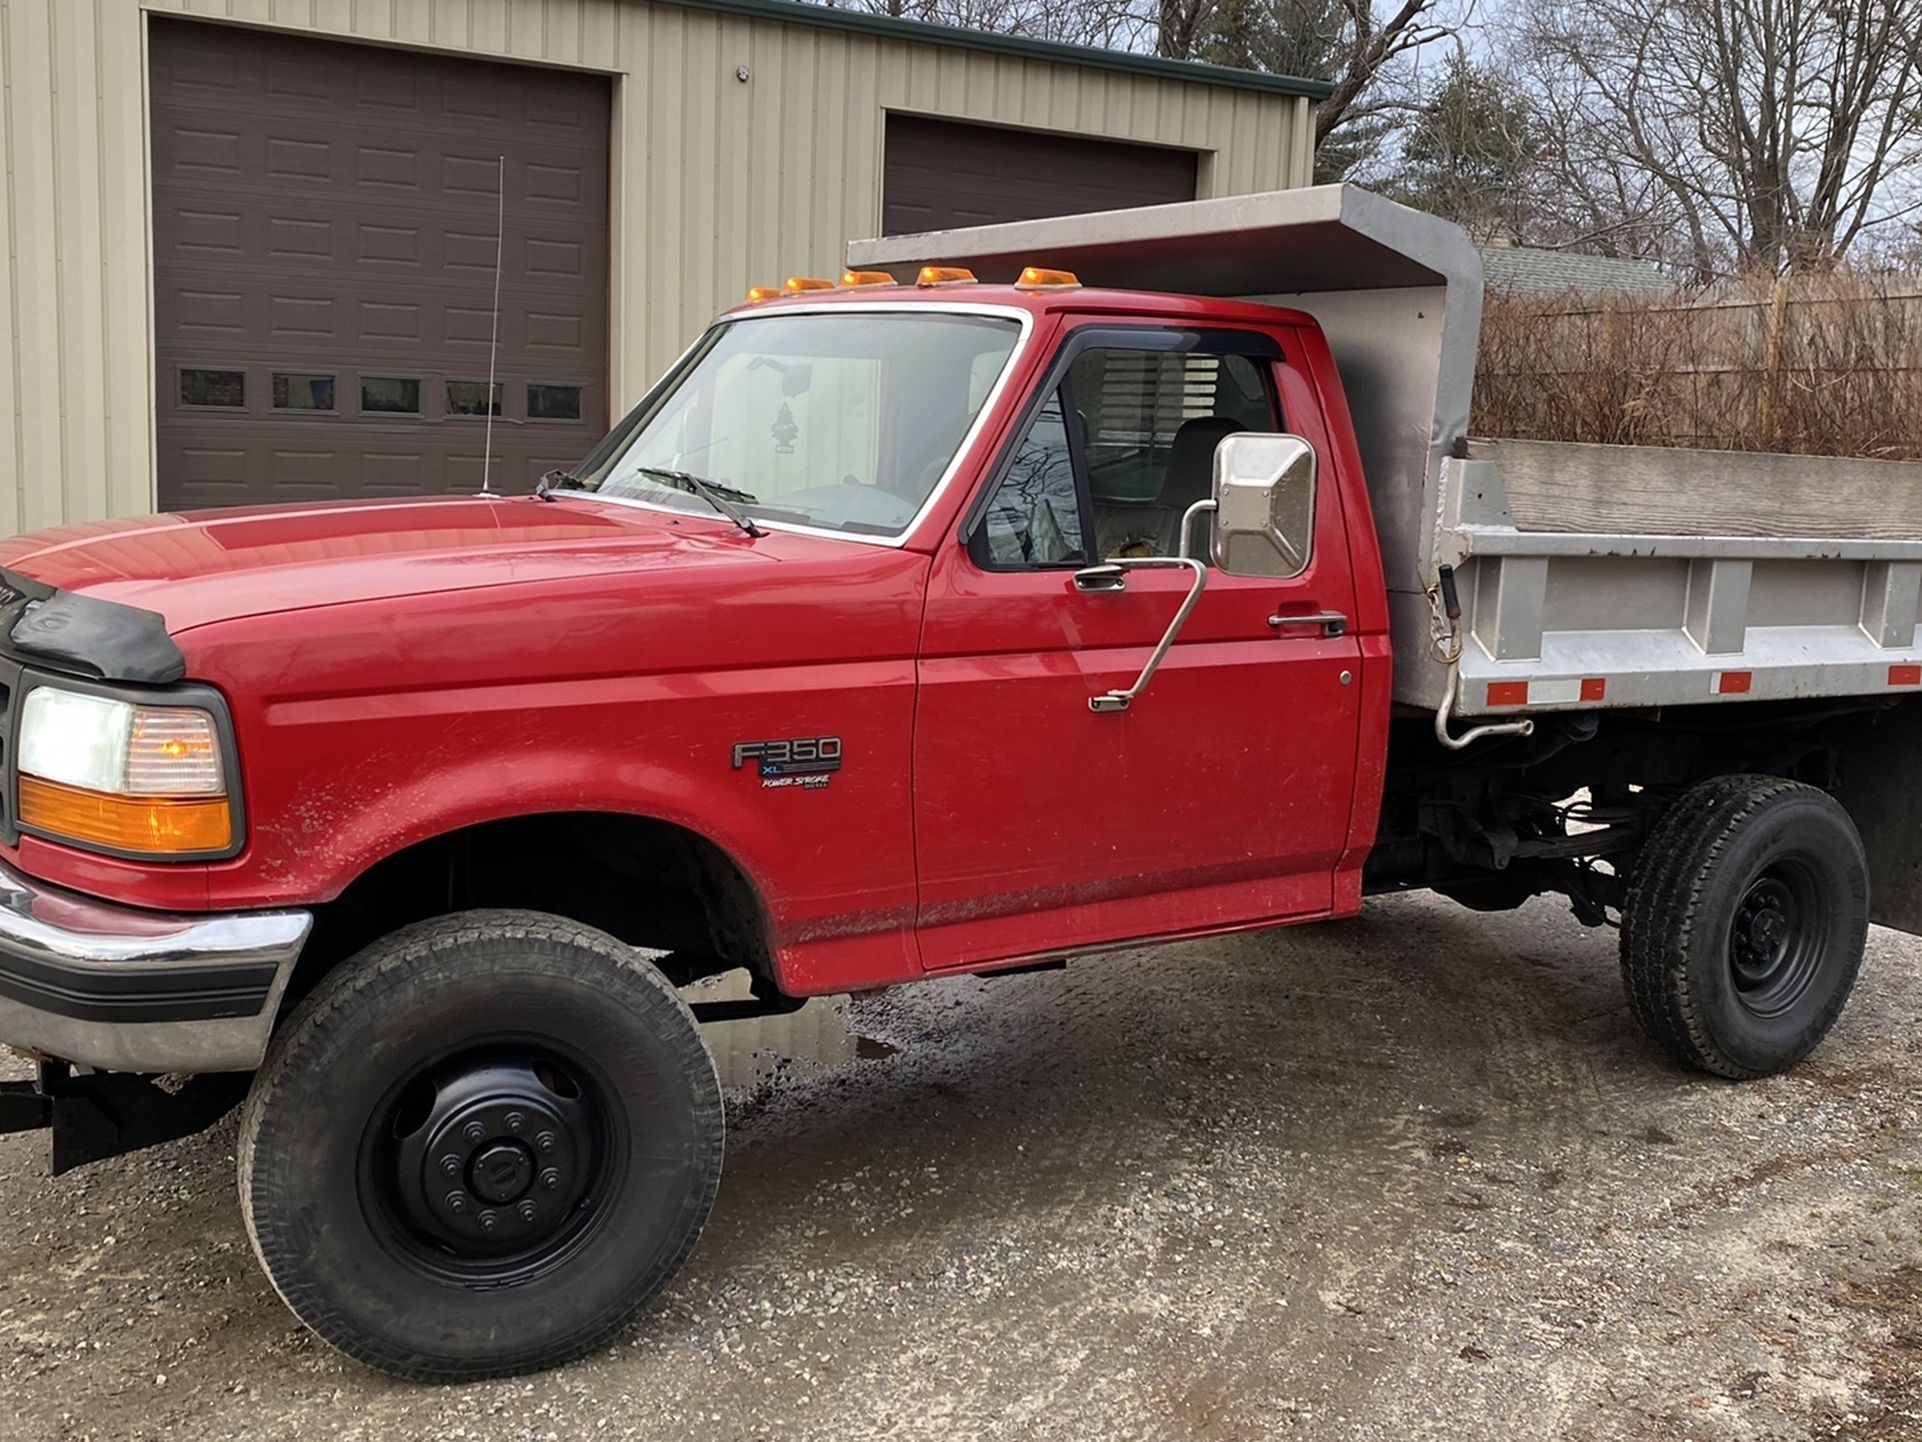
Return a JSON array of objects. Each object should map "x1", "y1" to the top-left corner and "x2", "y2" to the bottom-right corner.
[
  {"x1": 1072, "y1": 563, "x2": 1127, "y2": 593},
  {"x1": 1268, "y1": 610, "x2": 1348, "y2": 637}
]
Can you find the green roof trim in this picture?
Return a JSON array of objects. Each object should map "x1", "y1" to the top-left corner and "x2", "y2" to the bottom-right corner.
[{"x1": 659, "y1": 0, "x2": 1335, "y2": 100}]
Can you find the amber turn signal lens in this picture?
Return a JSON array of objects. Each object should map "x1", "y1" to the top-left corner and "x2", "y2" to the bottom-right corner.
[
  {"x1": 18, "y1": 775, "x2": 233, "y2": 854},
  {"x1": 1016, "y1": 266, "x2": 1080, "y2": 289},
  {"x1": 840, "y1": 270, "x2": 896, "y2": 287},
  {"x1": 915, "y1": 266, "x2": 977, "y2": 287}
]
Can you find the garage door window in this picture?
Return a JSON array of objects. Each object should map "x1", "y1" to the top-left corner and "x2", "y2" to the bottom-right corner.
[
  {"x1": 528, "y1": 385, "x2": 584, "y2": 422},
  {"x1": 446, "y1": 381, "x2": 503, "y2": 418},
  {"x1": 272, "y1": 373, "x2": 336, "y2": 411},
  {"x1": 179, "y1": 369, "x2": 245, "y2": 409},
  {"x1": 361, "y1": 377, "x2": 422, "y2": 415}
]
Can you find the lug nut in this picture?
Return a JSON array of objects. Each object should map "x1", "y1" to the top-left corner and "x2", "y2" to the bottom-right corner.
[
  {"x1": 445, "y1": 1192, "x2": 468, "y2": 1214},
  {"x1": 536, "y1": 1130, "x2": 557, "y2": 1153},
  {"x1": 540, "y1": 1167, "x2": 562, "y2": 1191},
  {"x1": 439, "y1": 1154, "x2": 461, "y2": 1176},
  {"x1": 505, "y1": 1111, "x2": 526, "y2": 1133},
  {"x1": 517, "y1": 1199, "x2": 537, "y2": 1222},
  {"x1": 464, "y1": 1121, "x2": 488, "y2": 1144},
  {"x1": 478, "y1": 1210, "x2": 498, "y2": 1233}
]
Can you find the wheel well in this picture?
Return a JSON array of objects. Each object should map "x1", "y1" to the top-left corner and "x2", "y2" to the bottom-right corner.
[{"x1": 287, "y1": 812, "x2": 777, "y2": 1008}]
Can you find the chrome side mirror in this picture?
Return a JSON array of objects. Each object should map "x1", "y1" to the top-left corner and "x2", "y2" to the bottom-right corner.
[{"x1": 1211, "y1": 434, "x2": 1317, "y2": 579}]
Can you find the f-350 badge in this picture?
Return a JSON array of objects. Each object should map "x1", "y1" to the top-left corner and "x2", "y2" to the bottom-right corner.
[{"x1": 732, "y1": 736, "x2": 842, "y2": 790}]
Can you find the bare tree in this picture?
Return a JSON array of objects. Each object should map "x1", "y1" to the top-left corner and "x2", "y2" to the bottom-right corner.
[
  {"x1": 1516, "y1": 0, "x2": 1922, "y2": 277},
  {"x1": 1306, "y1": 0, "x2": 1460, "y2": 149},
  {"x1": 820, "y1": 0, "x2": 1151, "y2": 48},
  {"x1": 1194, "y1": 0, "x2": 1467, "y2": 176}
]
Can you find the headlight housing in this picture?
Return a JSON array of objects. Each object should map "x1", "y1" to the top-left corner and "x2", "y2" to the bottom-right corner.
[{"x1": 15, "y1": 686, "x2": 234, "y2": 855}]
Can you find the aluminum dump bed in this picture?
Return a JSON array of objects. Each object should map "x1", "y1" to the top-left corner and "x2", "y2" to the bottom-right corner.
[{"x1": 849, "y1": 188, "x2": 1922, "y2": 728}]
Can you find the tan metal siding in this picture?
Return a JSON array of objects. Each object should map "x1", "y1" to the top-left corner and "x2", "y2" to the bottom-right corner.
[{"x1": 0, "y1": 0, "x2": 1313, "y2": 532}]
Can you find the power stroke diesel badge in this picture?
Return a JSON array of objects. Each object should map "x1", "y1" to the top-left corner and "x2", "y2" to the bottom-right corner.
[{"x1": 732, "y1": 736, "x2": 843, "y2": 790}]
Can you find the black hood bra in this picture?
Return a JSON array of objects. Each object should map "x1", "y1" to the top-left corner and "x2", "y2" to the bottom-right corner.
[{"x1": 0, "y1": 568, "x2": 186, "y2": 685}]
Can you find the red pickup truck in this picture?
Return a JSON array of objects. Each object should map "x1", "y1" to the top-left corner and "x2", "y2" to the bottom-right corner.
[{"x1": 3, "y1": 191, "x2": 1919, "y2": 1381}]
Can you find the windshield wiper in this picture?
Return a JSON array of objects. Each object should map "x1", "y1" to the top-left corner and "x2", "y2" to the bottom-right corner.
[
  {"x1": 628, "y1": 465, "x2": 766, "y2": 538},
  {"x1": 534, "y1": 468, "x2": 583, "y2": 501}
]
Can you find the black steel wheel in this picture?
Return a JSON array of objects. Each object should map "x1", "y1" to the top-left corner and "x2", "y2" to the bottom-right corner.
[
  {"x1": 1621, "y1": 775, "x2": 1869, "y2": 1078},
  {"x1": 239, "y1": 911, "x2": 723, "y2": 1381},
  {"x1": 362, "y1": 1044, "x2": 623, "y2": 1286},
  {"x1": 1726, "y1": 864, "x2": 1829, "y2": 1020}
]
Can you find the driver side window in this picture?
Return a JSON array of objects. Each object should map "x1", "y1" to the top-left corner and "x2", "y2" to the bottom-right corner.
[
  {"x1": 972, "y1": 336, "x2": 1280, "y2": 572},
  {"x1": 978, "y1": 388, "x2": 1086, "y2": 567}
]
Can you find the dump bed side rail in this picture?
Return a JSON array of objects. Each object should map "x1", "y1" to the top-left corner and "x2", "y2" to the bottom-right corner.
[{"x1": 1439, "y1": 455, "x2": 1922, "y2": 717}]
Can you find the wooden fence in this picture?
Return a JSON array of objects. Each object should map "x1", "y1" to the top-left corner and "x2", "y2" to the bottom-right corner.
[{"x1": 1474, "y1": 276, "x2": 1922, "y2": 460}]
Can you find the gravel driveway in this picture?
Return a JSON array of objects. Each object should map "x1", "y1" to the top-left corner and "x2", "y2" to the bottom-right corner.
[{"x1": 3, "y1": 892, "x2": 1919, "y2": 1441}]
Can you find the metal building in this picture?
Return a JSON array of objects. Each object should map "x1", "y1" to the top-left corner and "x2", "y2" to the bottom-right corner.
[{"x1": 0, "y1": 0, "x2": 1324, "y2": 530}]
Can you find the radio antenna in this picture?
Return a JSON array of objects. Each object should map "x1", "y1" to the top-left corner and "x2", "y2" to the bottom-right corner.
[{"x1": 478, "y1": 154, "x2": 506, "y2": 498}]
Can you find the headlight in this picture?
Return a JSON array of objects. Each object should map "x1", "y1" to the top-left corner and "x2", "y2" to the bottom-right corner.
[{"x1": 15, "y1": 687, "x2": 233, "y2": 854}]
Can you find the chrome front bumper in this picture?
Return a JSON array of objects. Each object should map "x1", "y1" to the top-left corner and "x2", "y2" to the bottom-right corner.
[{"x1": 0, "y1": 859, "x2": 311, "y2": 1073}]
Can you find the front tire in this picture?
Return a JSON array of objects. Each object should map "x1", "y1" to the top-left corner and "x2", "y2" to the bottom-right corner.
[
  {"x1": 238, "y1": 910, "x2": 724, "y2": 1381},
  {"x1": 1620, "y1": 775, "x2": 1869, "y2": 1078}
]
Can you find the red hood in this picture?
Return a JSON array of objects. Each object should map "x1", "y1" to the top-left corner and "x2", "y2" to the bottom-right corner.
[{"x1": 0, "y1": 495, "x2": 787, "y2": 633}]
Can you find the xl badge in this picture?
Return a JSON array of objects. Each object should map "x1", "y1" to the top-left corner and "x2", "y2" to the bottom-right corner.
[{"x1": 732, "y1": 736, "x2": 843, "y2": 790}]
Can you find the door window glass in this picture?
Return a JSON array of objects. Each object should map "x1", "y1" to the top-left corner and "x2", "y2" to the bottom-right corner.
[
  {"x1": 977, "y1": 388, "x2": 1084, "y2": 567},
  {"x1": 1072, "y1": 348, "x2": 1278, "y2": 562}
]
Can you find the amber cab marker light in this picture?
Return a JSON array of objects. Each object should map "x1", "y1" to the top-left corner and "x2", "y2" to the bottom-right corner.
[
  {"x1": 783, "y1": 275, "x2": 836, "y2": 292},
  {"x1": 841, "y1": 270, "x2": 896, "y2": 287},
  {"x1": 746, "y1": 285, "x2": 781, "y2": 302},
  {"x1": 1016, "y1": 266, "x2": 1080, "y2": 290},
  {"x1": 916, "y1": 266, "x2": 977, "y2": 287}
]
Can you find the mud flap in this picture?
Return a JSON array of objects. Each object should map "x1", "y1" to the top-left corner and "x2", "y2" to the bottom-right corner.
[
  {"x1": 0, "y1": 1068, "x2": 248, "y2": 1176},
  {"x1": 1829, "y1": 701, "x2": 1922, "y2": 937}
]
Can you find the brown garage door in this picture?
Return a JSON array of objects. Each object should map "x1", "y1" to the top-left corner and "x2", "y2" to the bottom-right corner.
[
  {"x1": 150, "y1": 21, "x2": 610, "y2": 510},
  {"x1": 882, "y1": 114, "x2": 1198, "y2": 236}
]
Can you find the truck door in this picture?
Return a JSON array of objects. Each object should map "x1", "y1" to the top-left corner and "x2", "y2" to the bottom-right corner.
[{"x1": 913, "y1": 324, "x2": 1364, "y2": 971}]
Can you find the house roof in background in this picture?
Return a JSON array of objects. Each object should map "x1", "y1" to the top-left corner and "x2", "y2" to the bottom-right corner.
[
  {"x1": 668, "y1": 0, "x2": 1335, "y2": 99},
  {"x1": 1479, "y1": 244, "x2": 1674, "y2": 297}
]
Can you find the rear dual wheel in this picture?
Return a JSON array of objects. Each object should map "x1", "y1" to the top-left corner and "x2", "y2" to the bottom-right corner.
[
  {"x1": 238, "y1": 911, "x2": 723, "y2": 1381},
  {"x1": 1620, "y1": 775, "x2": 1869, "y2": 1078}
]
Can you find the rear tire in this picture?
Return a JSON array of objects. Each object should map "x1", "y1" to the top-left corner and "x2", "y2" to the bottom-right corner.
[
  {"x1": 1620, "y1": 775, "x2": 1868, "y2": 1078},
  {"x1": 238, "y1": 910, "x2": 723, "y2": 1381}
]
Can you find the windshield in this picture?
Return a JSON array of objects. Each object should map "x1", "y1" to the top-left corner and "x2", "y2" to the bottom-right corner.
[{"x1": 574, "y1": 310, "x2": 1023, "y2": 538}]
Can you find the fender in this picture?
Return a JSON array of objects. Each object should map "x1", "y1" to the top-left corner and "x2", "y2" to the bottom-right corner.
[{"x1": 282, "y1": 744, "x2": 792, "y2": 914}]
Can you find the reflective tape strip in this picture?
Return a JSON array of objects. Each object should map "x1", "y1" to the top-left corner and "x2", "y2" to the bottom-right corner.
[
  {"x1": 1714, "y1": 671, "x2": 1753, "y2": 695},
  {"x1": 1892, "y1": 664, "x2": 1922, "y2": 687},
  {"x1": 1485, "y1": 677, "x2": 1608, "y2": 708},
  {"x1": 1528, "y1": 678, "x2": 1583, "y2": 705}
]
